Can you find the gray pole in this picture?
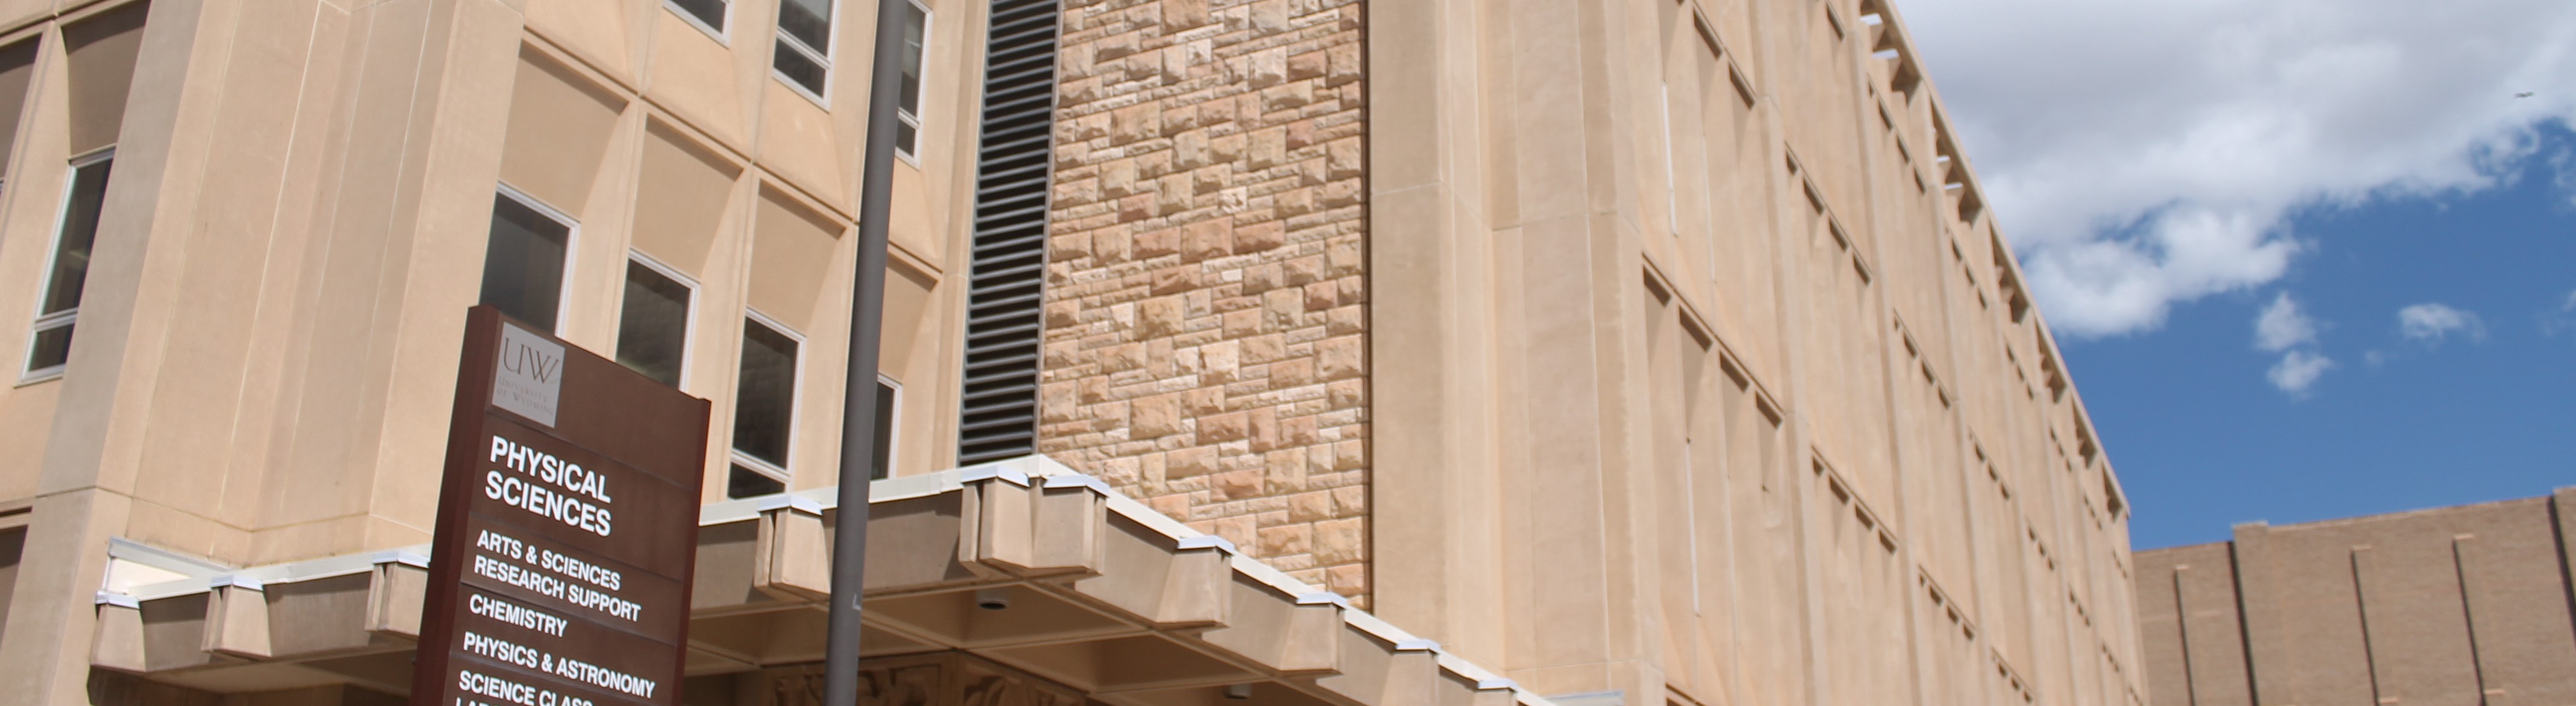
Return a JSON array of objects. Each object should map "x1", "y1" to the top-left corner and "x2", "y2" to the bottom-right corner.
[{"x1": 824, "y1": 0, "x2": 912, "y2": 701}]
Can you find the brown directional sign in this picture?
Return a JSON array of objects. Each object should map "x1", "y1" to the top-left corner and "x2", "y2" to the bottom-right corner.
[{"x1": 412, "y1": 307, "x2": 712, "y2": 706}]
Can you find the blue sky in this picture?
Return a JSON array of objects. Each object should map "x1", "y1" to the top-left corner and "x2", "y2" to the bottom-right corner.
[
  {"x1": 1898, "y1": 0, "x2": 2576, "y2": 549},
  {"x1": 2064, "y1": 122, "x2": 2576, "y2": 549}
]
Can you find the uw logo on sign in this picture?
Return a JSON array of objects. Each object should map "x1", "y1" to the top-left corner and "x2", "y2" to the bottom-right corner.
[{"x1": 493, "y1": 323, "x2": 564, "y2": 427}]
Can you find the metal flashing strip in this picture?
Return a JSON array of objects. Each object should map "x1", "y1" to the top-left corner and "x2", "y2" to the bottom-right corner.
[
  {"x1": 1340, "y1": 604, "x2": 1430, "y2": 647},
  {"x1": 699, "y1": 496, "x2": 768, "y2": 525},
  {"x1": 1434, "y1": 652, "x2": 1517, "y2": 691},
  {"x1": 1544, "y1": 691, "x2": 1623, "y2": 706},
  {"x1": 719, "y1": 460, "x2": 1347, "y2": 617},
  {"x1": 1232, "y1": 553, "x2": 1326, "y2": 602},
  {"x1": 373, "y1": 550, "x2": 431, "y2": 568},
  {"x1": 1100, "y1": 483, "x2": 1203, "y2": 542},
  {"x1": 106, "y1": 537, "x2": 230, "y2": 577},
  {"x1": 756, "y1": 493, "x2": 829, "y2": 515},
  {"x1": 92, "y1": 455, "x2": 1577, "y2": 706},
  {"x1": 119, "y1": 543, "x2": 433, "y2": 602}
]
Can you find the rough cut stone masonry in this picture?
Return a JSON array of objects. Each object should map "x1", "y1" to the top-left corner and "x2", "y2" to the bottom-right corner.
[{"x1": 1038, "y1": 0, "x2": 1369, "y2": 605}]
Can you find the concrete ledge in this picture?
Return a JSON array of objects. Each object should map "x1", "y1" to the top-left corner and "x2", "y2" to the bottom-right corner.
[{"x1": 90, "y1": 457, "x2": 1565, "y2": 706}]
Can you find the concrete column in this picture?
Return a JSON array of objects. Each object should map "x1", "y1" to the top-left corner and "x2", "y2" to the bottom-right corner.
[
  {"x1": 1474, "y1": 0, "x2": 1659, "y2": 699},
  {"x1": 1365, "y1": 0, "x2": 1509, "y2": 667},
  {"x1": 0, "y1": 0, "x2": 233, "y2": 699},
  {"x1": 1736, "y1": 0, "x2": 1832, "y2": 704},
  {"x1": 2230, "y1": 521, "x2": 2296, "y2": 706}
]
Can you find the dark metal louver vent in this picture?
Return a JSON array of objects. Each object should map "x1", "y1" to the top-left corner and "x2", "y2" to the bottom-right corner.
[{"x1": 956, "y1": 0, "x2": 1062, "y2": 465}]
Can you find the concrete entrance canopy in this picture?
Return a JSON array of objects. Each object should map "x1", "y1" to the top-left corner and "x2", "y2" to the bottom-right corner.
[{"x1": 85, "y1": 457, "x2": 1545, "y2": 706}]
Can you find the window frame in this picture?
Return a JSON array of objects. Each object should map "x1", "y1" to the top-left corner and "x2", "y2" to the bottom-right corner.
[
  {"x1": 728, "y1": 308, "x2": 806, "y2": 488},
  {"x1": 488, "y1": 182, "x2": 582, "y2": 336},
  {"x1": 616, "y1": 249, "x2": 701, "y2": 389},
  {"x1": 770, "y1": 0, "x2": 845, "y2": 107},
  {"x1": 873, "y1": 374, "x2": 901, "y2": 479},
  {"x1": 893, "y1": 0, "x2": 931, "y2": 164},
  {"x1": 21, "y1": 147, "x2": 115, "y2": 383},
  {"x1": 665, "y1": 0, "x2": 733, "y2": 44}
]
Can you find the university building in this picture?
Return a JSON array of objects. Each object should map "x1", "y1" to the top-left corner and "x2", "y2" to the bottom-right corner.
[
  {"x1": 2136, "y1": 489, "x2": 2576, "y2": 706},
  {"x1": 0, "y1": 0, "x2": 2145, "y2": 705}
]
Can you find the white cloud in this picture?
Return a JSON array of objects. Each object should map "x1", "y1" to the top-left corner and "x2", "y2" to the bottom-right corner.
[
  {"x1": 2266, "y1": 350, "x2": 2335, "y2": 395},
  {"x1": 2250, "y1": 292, "x2": 2332, "y2": 394},
  {"x1": 2545, "y1": 289, "x2": 2576, "y2": 336},
  {"x1": 2398, "y1": 302, "x2": 2485, "y2": 343},
  {"x1": 2253, "y1": 292, "x2": 2319, "y2": 351},
  {"x1": 1899, "y1": 0, "x2": 2576, "y2": 337}
]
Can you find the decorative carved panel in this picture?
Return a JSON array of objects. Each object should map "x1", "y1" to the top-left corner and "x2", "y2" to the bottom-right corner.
[{"x1": 756, "y1": 652, "x2": 1083, "y2": 706}]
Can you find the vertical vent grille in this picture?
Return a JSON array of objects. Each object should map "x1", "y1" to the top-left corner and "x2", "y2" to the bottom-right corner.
[{"x1": 956, "y1": 0, "x2": 1062, "y2": 465}]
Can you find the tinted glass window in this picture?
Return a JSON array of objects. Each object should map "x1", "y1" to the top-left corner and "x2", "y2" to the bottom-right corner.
[
  {"x1": 479, "y1": 194, "x2": 571, "y2": 332},
  {"x1": 669, "y1": 0, "x2": 727, "y2": 33},
  {"x1": 727, "y1": 464, "x2": 786, "y2": 498},
  {"x1": 774, "y1": 46, "x2": 828, "y2": 95},
  {"x1": 773, "y1": 0, "x2": 833, "y2": 96},
  {"x1": 616, "y1": 260, "x2": 692, "y2": 387},
  {"x1": 25, "y1": 323, "x2": 72, "y2": 372},
  {"x1": 778, "y1": 0, "x2": 831, "y2": 51},
  {"x1": 26, "y1": 156, "x2": 110, "y2": 375},
  {"x1": 898, "y1": 3, "x2": 924, "y2": 115},
  {"x1": 895, "y1": 2, "x2": 926, "y2": 155},
  {"x1": 40, "y1": 158, "x2": 111, "y2": 316},
  {"x1": 733, "y1": 317, "x2": 799, "y2": 468},
  {"x1": 871, "y1": 380, "x2": 897, "y2": 480}
]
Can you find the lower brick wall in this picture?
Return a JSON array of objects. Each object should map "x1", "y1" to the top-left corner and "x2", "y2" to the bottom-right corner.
[{"x1": 1038, "y1": 0, "x2": 1369, "y2": 605}]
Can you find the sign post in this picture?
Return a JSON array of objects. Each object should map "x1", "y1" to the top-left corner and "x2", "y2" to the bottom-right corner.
[
  {"x1": 821, "y1": 0, "x2": 917, "y2": 696},
  {"x1": 412, "y1": 307, "x2": 713, "y2": 706}
]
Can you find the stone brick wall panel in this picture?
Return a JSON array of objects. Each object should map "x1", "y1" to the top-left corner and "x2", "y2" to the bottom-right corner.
[{"x1": 1041, "y1": 0, "x2": 1369, "y2": 605}]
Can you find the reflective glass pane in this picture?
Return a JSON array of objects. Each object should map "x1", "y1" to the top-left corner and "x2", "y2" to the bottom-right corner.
[
  {"x1": 871, "y1": 380, "x2": 896, "y2": 480},
  {"x1": 774, "y1": 41, "x2": 829, "y2": 96},
  {"x1": 479, "y1": 194, "x2": 572, "y2": 332},
  {"x1": 669, "y1": 0, "x2": 727, "y2": 32},
  {"x1": 733, "y1": 318, "x2": 800, "y2": 467},
  {"x1": 778, "y1": 0, "x2": 832, "y2": 53},
  {"x1": 898, "y1": 3, "x2": 925, "y2": 115},
  {"x1": 727, "y1": 464, "x2": 785, "y2": 498},
  {"x1": 895, "y1": 120, "x2": 918, "y2": 157},
  {"x1": 616, "y1": 261, "x2": 692, "y2": 387},
  {"x1": 26, "y1": 322, "x2": 71, "y2": 372},
  {"x1": 40, "y1": 158, "x2": 112, "y2": 316}
]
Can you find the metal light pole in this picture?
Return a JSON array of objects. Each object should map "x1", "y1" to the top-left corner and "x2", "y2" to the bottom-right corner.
[{"x1": 824, "y1": 0, "x2": 914, "y2": 700}]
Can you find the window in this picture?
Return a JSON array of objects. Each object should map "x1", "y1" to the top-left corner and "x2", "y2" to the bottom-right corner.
[
  {"x1": 668, "y1": 0, "x2": 728, "y2": 37},
  {"x1": 727, "y1": 462, "x2": 787, "y2": 498},
  {"x1": 728, "y1": 313, "x2": 801, "y2": 498},
  {"x1": 893, "y1": 0, "x2": 928, "y2": 157},
  {"x1": 871, "y1": 376, "x2": 900, "y2": 480},
  {"x1": 0, "y1": 526, "x2": 24, "y2": 642},
  {"x1": 24, "y1": 151, "x2": 113, "y2": 378},
  {"x1": 616, "y1": 254, "x2": 696, "y2": 387},
  {"x1": 1658, "y1": 83, "x2": 1678, "y2": 234},
  {"x1": 771, "y1": 0, "x2": 840, "y2": 99},
  {"x1": 479, "y1": 188, "x2": 575, "y2": 333}
]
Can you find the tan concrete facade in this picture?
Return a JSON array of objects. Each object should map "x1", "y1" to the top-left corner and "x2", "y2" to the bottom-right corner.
[
  {"x1": 2136, "y1": 490, "x2": 2576, "y2": 706},
  {"x1": 0, "y1": 0, "x2": 2144, "y2": 704},
  {"x1": 1025, "y1": 1, "x2": 2149, "y2": 706},
  {"x1": 0, "y1": 0, "x2": 994, "y2": 701}
]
